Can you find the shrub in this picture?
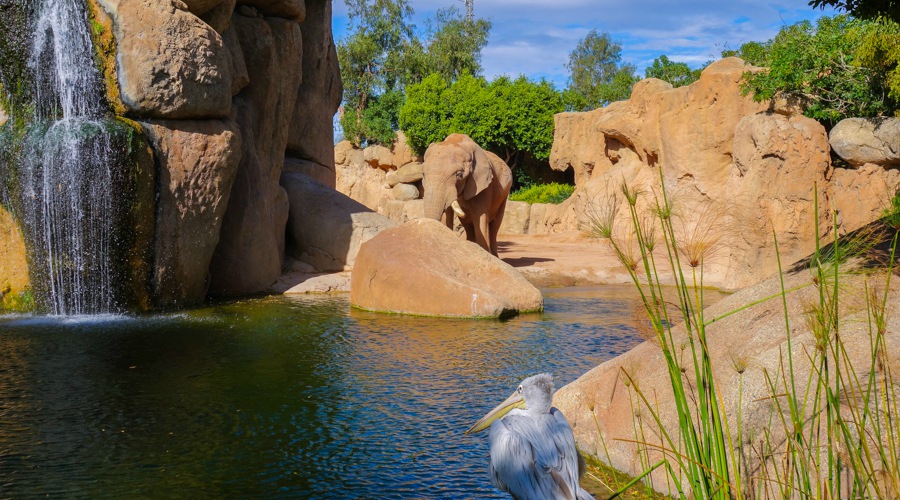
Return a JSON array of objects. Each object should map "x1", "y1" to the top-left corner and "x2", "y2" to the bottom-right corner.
[{"x1": 508, "y1": 182, "x2": 574, "y2": 204}]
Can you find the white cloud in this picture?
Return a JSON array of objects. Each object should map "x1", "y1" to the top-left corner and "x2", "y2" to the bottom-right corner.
[{"x1": 332, "y1": 0, "x2": 840, "y2": 86}]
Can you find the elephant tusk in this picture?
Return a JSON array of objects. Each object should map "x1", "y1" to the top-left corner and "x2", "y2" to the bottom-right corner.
[{"x1": 450, "y1": 200, "x2": 466, "y2": 218}]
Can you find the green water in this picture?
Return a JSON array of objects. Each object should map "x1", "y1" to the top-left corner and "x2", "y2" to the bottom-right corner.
[{"x1": 0, "y1": 287, "x2": 659, "y2": 498}]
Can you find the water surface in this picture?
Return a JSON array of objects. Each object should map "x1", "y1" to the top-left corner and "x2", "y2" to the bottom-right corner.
[{"x1": 0, "y1": 286, "x2": 657, "y2": 498}]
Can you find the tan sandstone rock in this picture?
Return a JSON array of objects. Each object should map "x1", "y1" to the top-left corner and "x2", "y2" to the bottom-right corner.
[
  {"x1": 287, "y1": 0, "x2": 342, "y2": 172},
  {"x1": 208, "y1": 13, "x2": 302, "y2": 296},
  {"x1": 499, "y1": 200, "x2": 531, "y2": 234},
  {"x1": 555, "y1": 258, "x2": 900, "y2": 495},
  {"x1": 141, "y1": 119, "x2": 242, "y2": 306},
  {"x1": 0, "y1": 206, "x2": 29, "y2": 309},
  {"x1": 830, "y1": 164, "x2": 900, "y2": 232},
  {"x1": 350, "y1": 218, "x2": 543, "y2": 318},
  {"x1": 281, "y1": 172, "x2": 397, "y2": 271},
  {"x1": 364, "y1": 145, "x2": 395, "y2": 170},
  {"x1": 830, "y1": 117, "x2": 900, "y2": 168},
  {"x1": 336, "y1": 150, "x2": 391, "y2": 212},
  {"x1": 392, "y1": 130, "x2": 420, "y2": 166},
  {"x1": 0, "y1": 107, "x2": 7, "y2": 126},
  {"x1": 284, "y1": 156, "x2": 335, "y2": 188},
  {"x1": 97, "y1": 0, "x2": 233, "y2": 119},
  {"x1": 391, "y1": 182, "x2": 420, "y2": 202},
  {"x1": 197, "y1": 0, "x2": 236, "y2": 33},
  {"x1": 394, "y1": 161, "x2": 423, "y2": 184}
]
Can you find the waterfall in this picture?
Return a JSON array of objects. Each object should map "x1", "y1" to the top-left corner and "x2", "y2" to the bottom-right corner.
[{"x1": 19, "y1": 0, "x2": 119, "y2": 315}]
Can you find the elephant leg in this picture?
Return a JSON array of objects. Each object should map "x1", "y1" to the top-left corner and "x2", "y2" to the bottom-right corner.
[
  {"x1": 474, "y1": 213, "x2": 491, "y2": 253},
  {"x1": 489, "y1": 197, "x2": 508, "y2": 257},
  {"x1": 463, "y1": 221, "x2": 476, "y2": 242}
]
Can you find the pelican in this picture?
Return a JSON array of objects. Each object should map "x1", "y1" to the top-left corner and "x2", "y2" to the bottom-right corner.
[{"x1": 466, "y1": 373, "x2": 594, "y2": 500}]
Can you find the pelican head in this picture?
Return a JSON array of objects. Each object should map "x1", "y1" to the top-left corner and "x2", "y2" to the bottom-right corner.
[{"x1": 465, "y1": 373, "x2": 555, "y2": 434}]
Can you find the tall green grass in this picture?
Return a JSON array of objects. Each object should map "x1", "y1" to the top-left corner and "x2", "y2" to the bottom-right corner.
[
  {"x1": 509, "y1": 182, "x2": 575, "y2": 204},
  {"x1": 583, "y1": 174, "x2": 900, "y2": 499}
]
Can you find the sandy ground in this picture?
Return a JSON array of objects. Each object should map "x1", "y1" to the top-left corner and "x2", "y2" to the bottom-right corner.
[{"x1": 271, "y1": 231, "x2": 633, "y2": 294}]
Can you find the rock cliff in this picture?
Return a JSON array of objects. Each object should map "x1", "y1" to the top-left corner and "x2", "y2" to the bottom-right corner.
[
  {"x1": 549, "y1": 58, "x2": 899, "y2": 290},
  {"x1": 0, "y1": 0, "x2": 341, "y2": 309}
]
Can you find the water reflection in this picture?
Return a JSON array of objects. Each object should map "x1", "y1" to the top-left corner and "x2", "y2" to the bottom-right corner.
[{"x1": 0, "y1": 286, "x2": 701, "y2": 498}]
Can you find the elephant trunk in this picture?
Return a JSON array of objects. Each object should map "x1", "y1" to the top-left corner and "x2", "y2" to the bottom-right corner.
[{"x1": 424, "y1": 184, "x2": 456, "y2": 228}]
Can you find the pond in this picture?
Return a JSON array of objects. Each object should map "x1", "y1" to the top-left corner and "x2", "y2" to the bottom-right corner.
[{"x1": 0, "y1": 286, "x2": 656, "y2": 498}]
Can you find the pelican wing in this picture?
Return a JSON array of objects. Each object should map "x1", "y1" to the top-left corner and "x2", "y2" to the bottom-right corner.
[{"x1": 488, "y1": 409, "x2": 593, "y2": 500}]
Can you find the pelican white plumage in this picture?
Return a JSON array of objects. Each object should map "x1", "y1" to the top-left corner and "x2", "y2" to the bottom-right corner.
[{"x1": 466, "y1": 373, "x2": 594, "y2": 500}]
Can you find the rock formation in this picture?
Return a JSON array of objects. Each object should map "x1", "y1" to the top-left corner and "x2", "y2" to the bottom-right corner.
[
  {"x1": 829, "y1": 117, "x2": 900, "y2": 168},
  {"x1": 0, "y1": 206, "x2": 29, "y2": 309},
  {"x1": 548, "y1": 58, "x2": 899, "y2": 290},
  {"x1": 350, "y1": 218, "x2": 544, "y2": 318},
  {"x1": 554, "y1": 235, "x2": 900, "y2": 494},
  {"x1": 281, "y1": 172, "x2": 397, "y2": 271},
  {"x1": 92, "y1": 0, "x2": 341, "y2": 304}
]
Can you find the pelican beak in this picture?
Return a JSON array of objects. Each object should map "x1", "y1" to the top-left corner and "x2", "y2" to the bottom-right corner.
[
  {"x1": 450, "y1": 200, "x2": 466, "y2": 218},
  {"x1": 465, "y1": 390, "x2": 525, "y2": 435}
]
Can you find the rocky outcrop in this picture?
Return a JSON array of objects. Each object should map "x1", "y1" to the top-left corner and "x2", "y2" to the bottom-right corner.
[
  {"x1": 281, "y1": 172, "x2": 397, "y2": 271},
  {"x1": 0, "y1": 206, "x2": 29, "y2": 309},
  {"x1": 830, "y1": 117, "x2": 900, "y2": 167},
  {"x1": 87, "y1": 0, "x2": 342, "y2": 302},
  {"x1": 207, "y1": 13, "x2": 301, "y2": 296},
  {"x1": 350, "y1": 218, "x2": 543, "y2": 318},
  {"x1": 549, "y1": 58, "x2": 899, "y2": 290},
  {"x1": 286, "y1": 0, "x2": 342, "y2": 175},
  {"x1": 335, "y1": 137, "x2": 425, "y2": 223},
  {"x1": 141, "y1": 119, "x2": 241, "y2": 307},
  {"x1": 97, "y1": 0, "x2": 234, "y2": 119},
  {"x1": 554, "y1": 246, "x2": 900, "y2": 494}
]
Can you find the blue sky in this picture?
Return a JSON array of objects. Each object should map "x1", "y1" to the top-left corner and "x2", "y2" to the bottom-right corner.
[{"x1": 332, "y1": 0, "x2": 840, "y2": 89}]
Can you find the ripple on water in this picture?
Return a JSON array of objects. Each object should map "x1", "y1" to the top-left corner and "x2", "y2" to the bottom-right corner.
[{"x1": 0, "y1": 287, "x2": 657, "y2": 498}]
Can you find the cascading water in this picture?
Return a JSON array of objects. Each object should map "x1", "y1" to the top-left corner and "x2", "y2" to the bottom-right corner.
[{"x1": 18, "y1": 0, "x2": 122, "y2": 315}]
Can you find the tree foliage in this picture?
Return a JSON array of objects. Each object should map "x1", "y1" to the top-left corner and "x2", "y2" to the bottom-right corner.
[
  {"x1": 645, "y1": 55, "x2": 701, "y2": 88},
  {"x1": 564, "y1": 30, "x2": 638, "y2": 111},
  {"x1": 337, "y1": 0, "x2": 491, "y2": 146},
  {"x1": 399, "y1": 72, "x2": 564, "y2": 169},
  {"x1": 809, "y1": 0, "x2": 900, "y2": 23},
  {"x1": 741, "y1": 15, "x2": 899, "y2": 125}
]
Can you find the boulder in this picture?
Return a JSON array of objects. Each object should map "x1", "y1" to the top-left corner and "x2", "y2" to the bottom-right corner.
[
  {"x1": 830, "y1": 117, "x2": 900, "y2": 168},
  {"x1": 391, "y1": 182, "x2": 420, "y2": 202},
  {"x1": 97, "y1": 0, "x2": 233, "y2": 119},
  {"x1": 198, "y1": 0, "x2": 236, "y2": 33},
  {"x1": 830, "y1": 164, "x2": 900, "y2": 232},
  {"x1": 350, "y1": 218, "x2": 543, "y2": 318},
  {"x1": 281, "y1": 172, "x2": 397, "y2": 271},
  {"x1": 394, "y1": 161, "x2": 423, "y2": 184},
  {"x1": 141, "y1": 119, "x2": 242, "y2": 307},
  {"x1": 222, "y1": 25, "x2": 249, "y2": 95},
  {"x1": 208, "y1": 14, "x2": 302, "y2": 296},
  {"x1": 0, "y1": 107, "x2": 7, "y2": 126},
  {"x1": 364, "y1": 145, "x2": 394, "y2": 170},
  {"x1": 334, "y1": 140, "x2": 357, "y2": 166},
  {"x1": 0, "y1": 206, "x2": 29, "y2": 309},
  {"x1": 336, "y1": 155, "x2": 391, "y2": 212},
  {"x1": 286, "y1": 0, "x2": 342, "y2": 169},
  {"x1": 392, "y1": 130, "x2": 419, "y2": 166},
  {"x1": 499, "y1": 200, "x2": 531, "y2": 234},
  {"x1": 284, "y1": 156, "x2": 335, "y2": 188},
  {"x1": 236, "y1": 0, "x2": 305, "y2": 20}
]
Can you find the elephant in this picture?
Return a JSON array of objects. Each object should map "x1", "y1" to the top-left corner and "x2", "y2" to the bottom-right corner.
[{"x1": 422, "y1": 133, "x2": 513, "y2": 256}]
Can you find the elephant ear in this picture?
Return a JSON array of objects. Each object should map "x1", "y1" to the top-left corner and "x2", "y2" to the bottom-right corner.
[{"x1": 463, "y1": 145, "x2": 494, "y2": 200}]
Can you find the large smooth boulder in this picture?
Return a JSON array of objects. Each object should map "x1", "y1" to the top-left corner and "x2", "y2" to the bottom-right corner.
[
  {"x1": 97, "y1": 0, "x2": 233, "y2": 119},
  {"x1": 208, "y1": 13, "x2": 302, "y2": 296},
  {"x1": 286, "y1": 0, "x2": 342, "y2": 171},
  {"x1": 141, "y1": 119, "x2": 242, "y2": 306},
  {"x1": 830, "y1": 117, "x2": 900, "y2": 167},
  {"x1": 281, "y1": 172, "x2": 397, "y2": 271},
  {"x1": 237, "y1": 0, "x2": 305, "y2": 20},
  {"x1": 351, "y1": 218, "x2": 544, "y2": 318}
]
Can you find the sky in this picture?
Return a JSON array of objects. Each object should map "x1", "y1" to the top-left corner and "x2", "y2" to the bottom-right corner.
[{"x1": 331, "y1": 0, "x2": 840, "y2": 89}]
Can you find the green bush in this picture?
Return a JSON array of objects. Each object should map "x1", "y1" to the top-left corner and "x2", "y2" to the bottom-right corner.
[
  {"x1": 508, "y1": 182, "x2": 574, "y2": 204},
  {"x1": 741, "y1": 15, "x2": 899, "y2": 126}
]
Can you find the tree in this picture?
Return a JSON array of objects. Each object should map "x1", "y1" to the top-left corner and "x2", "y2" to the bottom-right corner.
[
  {"x1": 645, "y1": 55, "x2": 701, "y2": 88},
  {"x1": 423, "y1": 7, "x2": 491, "y2": 83},
  {"x1": 741, "y1": 15, "x2": 898, "y2": 125},
  {"x1": 337, "y1": 0, "x2": 492, "y2": 146},
  {"x1": 721, "y1": 41, "x2": 771, "y2": 66},
  {"x1": 338, "y1": 0, "x2": 418, "y2": 146},
  {"x1": 809, "y1": 0, "x2": 900, "y2": 23},
  {"x1": 564, "y1": 30, "x2": 638, "y2": 111},
  {"x1": 399, "y1": 73, "x2": 564, "y2": 170}
]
